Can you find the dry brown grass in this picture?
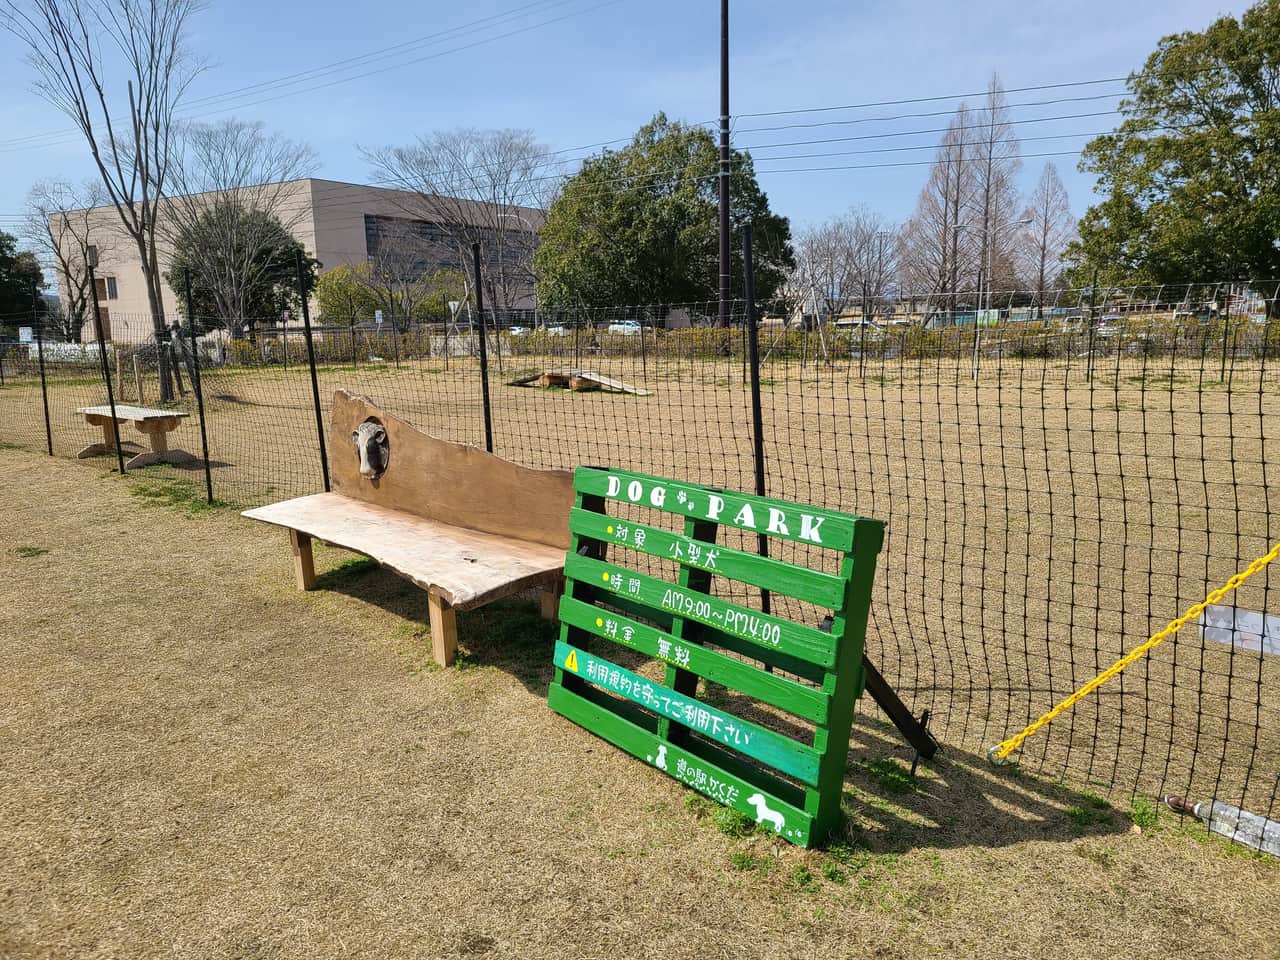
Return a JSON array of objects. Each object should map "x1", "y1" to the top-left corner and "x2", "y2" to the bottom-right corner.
[
  {"x1": 2, "y1": 352, "x2": 1277, "y2": 813},
  {"x1": 0, "y1": 446, "x2": 1276, "y2": 959}
]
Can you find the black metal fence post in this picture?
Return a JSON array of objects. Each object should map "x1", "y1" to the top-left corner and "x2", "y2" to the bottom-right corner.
[
  {"x1": 183, "y1": 269, "x2": 215, "y2": 504},
  {"x1": 32, "y1": 282, "x2": 52, "y2": 456},
  {"x1": 296, "y1": 250, "x2": 329, "y2": 492},
  {"x1": 472, "y1": 242, "x2": 494, "y2": 454},
  {"x1": 86, "y1": 259, "x2": 125, "y2": 475},
  {"x1": 640, "y1": 310, "x2": 649, "y2": 382},
  {"x1": 1219, "y1": 293, "x2": 1233, "y2": 382},
  {"x1": 742, "y1": 226, "x2": 771, "y2": 615},
  {"x1": 1085, "y1": 268, "x2": 1099, "y2": 384}
]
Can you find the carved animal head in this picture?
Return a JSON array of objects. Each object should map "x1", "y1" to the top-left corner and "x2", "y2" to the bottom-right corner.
[{"x1": 352, "y1": 419, "x2": 389, "y2": 480}]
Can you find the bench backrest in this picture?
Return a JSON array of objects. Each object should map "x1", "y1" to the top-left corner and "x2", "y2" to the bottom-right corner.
[
  {"x1": 547, "y1": 466, "x2": 884, "y2": 848},
  {"x1": 328, "y1": 390, "x2": 574, "y2": 549}
]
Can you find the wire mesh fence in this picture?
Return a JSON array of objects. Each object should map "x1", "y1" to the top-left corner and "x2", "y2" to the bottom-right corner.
[{"x1": 1, "y1": 286, "x2": 1276, "y2": 831}]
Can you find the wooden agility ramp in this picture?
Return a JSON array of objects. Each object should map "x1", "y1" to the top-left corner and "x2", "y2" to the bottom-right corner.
[{"x1": 508, "y1": 368, "x2": 651, "y2": 396}]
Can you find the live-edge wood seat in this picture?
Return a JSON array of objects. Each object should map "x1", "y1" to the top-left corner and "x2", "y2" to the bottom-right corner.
[{"x1": 242, "y1": 390, "x2": 574, "y2": 666}]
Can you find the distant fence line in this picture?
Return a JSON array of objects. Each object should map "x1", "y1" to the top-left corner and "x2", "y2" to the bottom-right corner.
[{"x1": 1, "y1": 284, "x2": 1277, "y2": 830}]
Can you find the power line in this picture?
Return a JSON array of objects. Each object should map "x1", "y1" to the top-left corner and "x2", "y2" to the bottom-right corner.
[
  {"x1": 736, "y1": 91, "x2": 1126, "y2": 135},
  {"x1": 0, "y1": 0, "x2": 618, "y2": 153},
  {"x1": 736, "y1": 75, "x2": 1130, "y2": 119},
  {"x1": 184, "y1": 0, "x2": 576, "y2": 108},
  {"x1": 740, "y1": 108, "x2": 1122, "y2": 152}
]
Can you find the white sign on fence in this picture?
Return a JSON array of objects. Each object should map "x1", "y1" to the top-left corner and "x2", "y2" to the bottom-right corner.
[
  {"x1": 1200, "y1": 604, "x2": 1280, "y2": 657},
  {"x1": 375, "y1": 310, "x2": 383, "y2": 325},
  {"x1": 18, "y1": 327, "x2": 33, "y2": 343}
]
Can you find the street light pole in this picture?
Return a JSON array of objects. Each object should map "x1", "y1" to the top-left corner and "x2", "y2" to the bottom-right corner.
[{"x1": 717, "y1": 0, "x2": 731, "y2": 327}]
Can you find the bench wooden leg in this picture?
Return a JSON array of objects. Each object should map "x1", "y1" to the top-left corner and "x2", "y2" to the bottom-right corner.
[
  {"x1": 428, "y1": 589, "x2": 458, "y2": 667},
  {"x1": 540, "y1": 578, "x2": 563, "y2": 622},
  {"x1": 290, "y1": 529, "x2": 316, "y2": 591}
]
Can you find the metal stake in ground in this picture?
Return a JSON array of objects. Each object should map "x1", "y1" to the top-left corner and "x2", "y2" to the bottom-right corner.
[
  {"x1": 295, "y1": 249, "x2": 329, "y2": 492},
  {"x1": 472, "y1": 242, "x2": 494, "y2": 454},
  {"x1": 183, "y1": 269, "x2": 215, "y2": 504},
  {"x1": 86, "y1": 250, "x2": 125, "y2": 475},
  {"x1": 31, "y1": 280, "x2": 53, "y2": 456}
]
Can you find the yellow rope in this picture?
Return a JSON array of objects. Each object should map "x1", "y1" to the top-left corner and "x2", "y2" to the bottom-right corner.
[{"x1": 988, "y1": 541, "x2": 1280, "y2": 765}]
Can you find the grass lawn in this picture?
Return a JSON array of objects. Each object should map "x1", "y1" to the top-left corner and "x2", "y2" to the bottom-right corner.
[{"x1": 0, "y1": 446, "x2": 1275, "y2": 959}]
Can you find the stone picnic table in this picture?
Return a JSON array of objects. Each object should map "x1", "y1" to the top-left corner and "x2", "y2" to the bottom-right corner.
[{"x1": 77, "y1": 404, "x2": 197, "y2": 469}]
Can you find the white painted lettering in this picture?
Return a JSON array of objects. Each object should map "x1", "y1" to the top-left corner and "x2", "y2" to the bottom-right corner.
[
  {"x1": 627, "y1": 480, "x2": 643, "y2": 502},
  {"x1": 706, "y1": 494, "x2": 725, "y2": 521},
  {"x1": 799, "y1": 514, "x2": 826, "y2": 545},
  {"x1": 650, "y1": 485, "x2": 667, "y2": 508},
  {"x1": 733, "y1": 503, "x2": 756, "y2": 529},
  {"x1": 766, "y1": 507, "x2": 790, "y2": 536},
  {"x1": 606, "y1": 475, "x2": 621, "y2": 497}
]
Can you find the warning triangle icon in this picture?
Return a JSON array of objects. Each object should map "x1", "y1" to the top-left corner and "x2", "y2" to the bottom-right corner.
[{"x1": 564, "y1": 649, "x2": 579, "y2": 672}]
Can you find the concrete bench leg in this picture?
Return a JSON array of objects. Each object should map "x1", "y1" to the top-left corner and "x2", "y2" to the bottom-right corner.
[
  {"x1": 428, "y1": 589, "x2": 458, "y2": 667},
  {"x1": 290, "y1": 529, "x2": 316, "y2": 591}
]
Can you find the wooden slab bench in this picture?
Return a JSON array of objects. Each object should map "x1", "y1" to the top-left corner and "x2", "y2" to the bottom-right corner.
[
  {"x1": 242, "y1": 390, "x2": 574, "y2": 666},
  {"x1": 77, "y1": 404, "x2": 195, "y2": 469}
]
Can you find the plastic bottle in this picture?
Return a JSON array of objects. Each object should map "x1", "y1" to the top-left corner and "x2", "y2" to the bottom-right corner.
[{"x1": 1166, "y1": 795, "x2": 1280, "y2": 856}]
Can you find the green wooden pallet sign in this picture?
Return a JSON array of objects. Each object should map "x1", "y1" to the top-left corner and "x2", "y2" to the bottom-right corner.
[{"x1": 547, "y1": 466, "x2": 885, "y2": 848}]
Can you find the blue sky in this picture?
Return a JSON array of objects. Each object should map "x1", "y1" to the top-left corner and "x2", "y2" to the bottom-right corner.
[{"x1": 0, "y1": 0, "x2": 1254, "y2": 239}]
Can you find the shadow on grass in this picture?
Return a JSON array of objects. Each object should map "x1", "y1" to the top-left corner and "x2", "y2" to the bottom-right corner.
[
  {"x1": 836, "y1": 714, "x2": 1131, "y2": 853},
  {"x1": 306, "y1": 558, "x2": 1130, "y2": 853},
  {"x1": 313, "y1": 557, "x2": 558, "y2": 691}
]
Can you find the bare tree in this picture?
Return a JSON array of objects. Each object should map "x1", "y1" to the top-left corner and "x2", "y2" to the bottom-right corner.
[
  {"x1": 4, "y1": 0, "x2": 202, "y2": 399},
  {"x1": 971, "y1": 75, "x2": 1023, "y2": 295},
  {"x1": 365, "y1": 128, "x2": 557, "y2": 313},
  {"x1": 23, "y1": 178, "x2": 110, "y2": 342},
  {"x1": 793, "y1": 207, "x2": 900, "y2": 325},
  {"x1": 792, "y1": 216, "x2": 859, "y2": 324},
  {"x1": 901, "y1": 106, "x2": 978, "y2": 315},
  {"x1": 354, "y1": 219, "x2": 441, "y2": 326},
  {"x1": 847, "y1": 210, "x2": 900, "y2": 322},
  {"x1": 1019, "y1": 162, "x2": 1075, "y2": 316},
  {"x1": 162, "y1": 118, "x2": 316, "y2": 334}
]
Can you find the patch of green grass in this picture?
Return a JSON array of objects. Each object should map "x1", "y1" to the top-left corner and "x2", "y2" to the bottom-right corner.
[
  {"x1": 128, "y1": 478, "x2": 228, "y2": 515},
  {"x1": 1129, "y1": 797, "x2": 1159, "y2": 830},
  {"x1": 713, "y1": 806, "x2": 756, "y2": 839},
  {"x1": 683, "y1": 794, "x2": 713, "y2": 820},
  {"x1": 13, "y1": 545, "x2": 49, "y2": 558},
  {"x1": 1065, "y1": 791, "x2": 1115, "y2": 831},
  {"x1": 864, "y1": 758, "x2": 916, "y2": 795},
  {"x1": 789, "y1": 864, "x2": 818, "y2": 891},
  {"x1": 729, "y1": 851, "x2": 758, "y2": 872},
  {"x1": 820, "y1": 860, "x2": 848, "y2": 884},
  {"x1": 0, "y1": 441, "x2": 22, "y2": 450}
]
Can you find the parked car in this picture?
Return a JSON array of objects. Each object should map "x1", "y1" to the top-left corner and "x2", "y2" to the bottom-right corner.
[
  {"x1": 545, "y1": 325, "x2": 568, "y2": 336},
  {"x1": 607, "y1": 320, "x2": 642, "y2": 335},
  {"x1": 1096, "y1": 315, "x2": 1123, "y2": 336},
  {"x1": 508, "y1": 326, "x2": 531, "y2": 336}
]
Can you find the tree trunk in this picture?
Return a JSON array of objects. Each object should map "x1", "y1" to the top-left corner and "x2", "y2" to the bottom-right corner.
[{"x1": 138, "y1": 232, "x2": 176, "y2": 402}]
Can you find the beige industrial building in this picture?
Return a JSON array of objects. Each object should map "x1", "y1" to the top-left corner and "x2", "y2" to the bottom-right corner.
[{"x1": 57, "y1": 178, "x2": 542, "y2": 342}]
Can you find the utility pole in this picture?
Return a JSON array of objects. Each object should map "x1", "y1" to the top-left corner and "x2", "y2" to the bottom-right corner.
[{"x1": 718, "y1": 0, "x2": 731, "y2": 327}]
